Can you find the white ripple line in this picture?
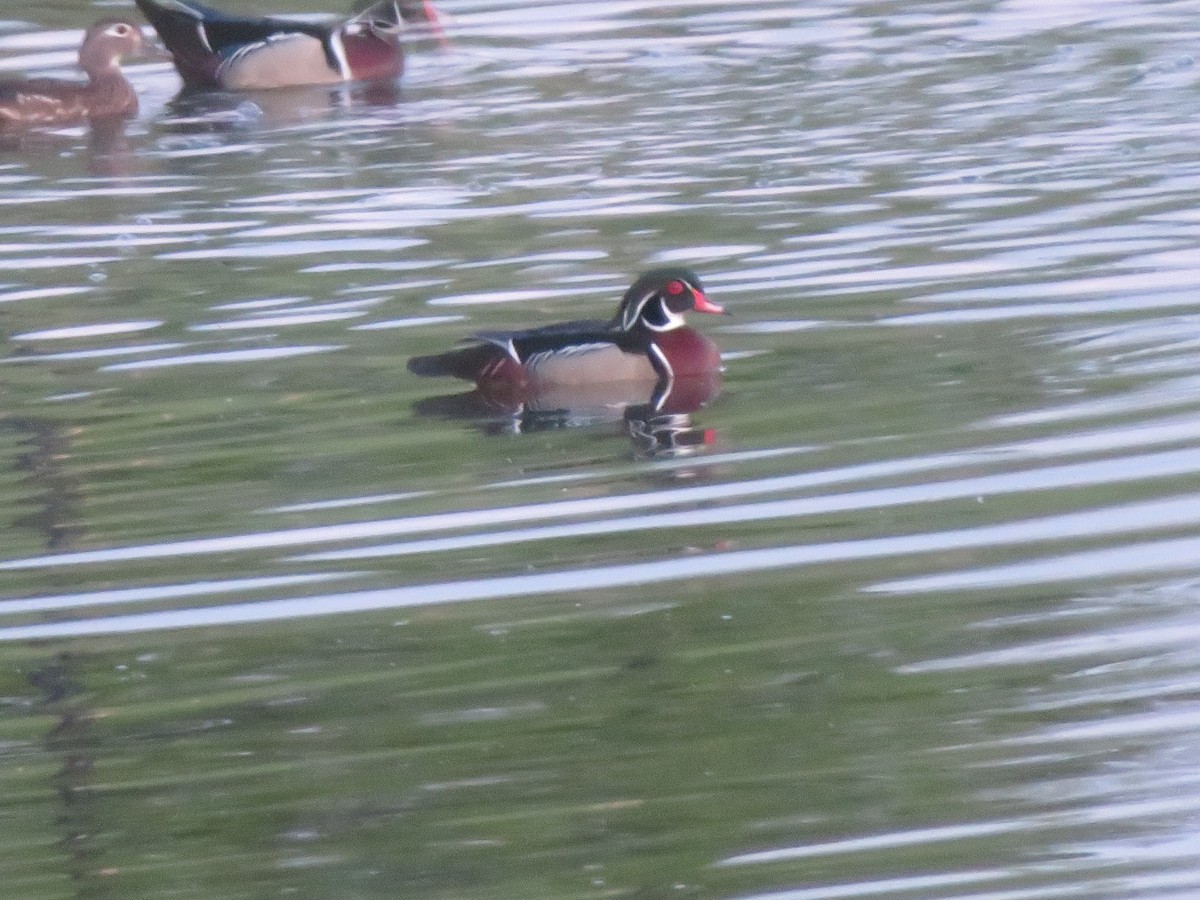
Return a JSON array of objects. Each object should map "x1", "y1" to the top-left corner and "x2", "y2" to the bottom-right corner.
[
  {"x1": 0, "y1": 573, "x2": 355, "y2": 615},
  {"x1": 717, "y1": 790, "x2": 1200, "y2": 867},
  {"x1": 4, "y1": 440, "x2": 1200, "y2": 571},
  {"x1": 7, "y1": 405, "x2": 1200, "y2": 573},
  {"x1": 2, "y1": 494, "x2": 1200, "y2": 641},
  {"x1": 0, "y1": 454, "x2": 975, "y2": 569},
  {"x1": 297, "y1": 471, "x2": 1200, "y2": 561},
  {"x1": 872, "y1": 533, "x2": 1200, "y2": 594},
  {"x1": 730, "y1": 869, "x2": 1009, "y2": 900},
  {"x1": 100, "y1": 345, "x2": 342, "y2": 371},
  {"x1": 898, "y1": 616, "x2": 1200, "y2": 674}
]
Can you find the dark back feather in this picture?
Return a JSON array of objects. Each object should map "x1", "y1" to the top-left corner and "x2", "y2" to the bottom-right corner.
[
  {"x1": 135, "y1": 0, "x2": 330, "y2": 87},
  {"x1": 408, "y1": 344, "x2": 501, "y2": 380}
]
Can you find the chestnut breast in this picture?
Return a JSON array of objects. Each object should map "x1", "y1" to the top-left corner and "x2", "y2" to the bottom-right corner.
[
  {"x1": 653, "y1": 328, "x2": 723, "y2": 378},
  {"x1": 343, "y1": 34, "x2": 404, "y2": 82}
]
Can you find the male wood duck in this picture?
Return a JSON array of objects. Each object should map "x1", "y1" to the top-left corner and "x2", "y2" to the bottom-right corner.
[
  {"x1": 408, "y1": 268, "x2": 727, "y2": 405},
  {"x1": 0, "y1": 21, "x2": 146, "y2": 129},
  {"x1": 134, "y1": 0, "x2": 444, "y2": 90}
]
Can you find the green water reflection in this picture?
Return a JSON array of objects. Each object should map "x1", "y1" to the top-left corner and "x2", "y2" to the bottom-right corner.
[{"x1": 5, "y1": 0, "x2": 1200, "y2": 897}]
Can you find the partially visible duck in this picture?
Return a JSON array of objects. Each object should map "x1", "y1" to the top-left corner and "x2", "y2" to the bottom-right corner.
[
  {"x1": 134, "y1": 0, "x2": 444, "y2": 91},
  {"x1": 0, "y1": 20, "x2": 146, "y2": 129},
  {"x1": 407, "y1": 268, "x2": 727, "y2": 405}
]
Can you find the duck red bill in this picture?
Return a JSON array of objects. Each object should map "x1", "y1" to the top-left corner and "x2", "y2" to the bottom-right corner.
[
  {"x1": 692, "y1": 291, "x2": 726, "y2": 315},
  {"x1": 422, "y1": 0, "x2": 450, "y2": 48}
]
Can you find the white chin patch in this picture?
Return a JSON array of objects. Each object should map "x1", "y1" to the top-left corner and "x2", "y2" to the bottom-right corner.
[{"x1": 644, "y1": 298, "x2": 684, "y2": 332}]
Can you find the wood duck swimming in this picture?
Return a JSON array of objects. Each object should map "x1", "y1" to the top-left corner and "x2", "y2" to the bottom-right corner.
[
  {"x1": 134, "y1": 0, "x2": 444, "y2": 91},
  {"x1": 408, "y1": 268, "x2": 727, "y2": 402},
  {"x1": 0, "y1": 20, "x2": 147, "y2": 129}
]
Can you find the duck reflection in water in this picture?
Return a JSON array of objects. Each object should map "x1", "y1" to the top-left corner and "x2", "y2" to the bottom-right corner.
[
  {"x1": 0, "y1": 119, "x2": 139, "y2": 178},
  {"x1": 409, "y1": 268, "x2": 727, "y2": 459},
  {"x1": 414, "y1": 372, "x2": 721, "y2": 460},
  {"x1": 159, "y1": 77, "x2": 403, "y2": 132}
]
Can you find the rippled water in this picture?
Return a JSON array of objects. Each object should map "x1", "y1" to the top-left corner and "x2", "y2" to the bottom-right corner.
[{"x1": 5, "y1": 0, "x2": 1200, "y2": 896}]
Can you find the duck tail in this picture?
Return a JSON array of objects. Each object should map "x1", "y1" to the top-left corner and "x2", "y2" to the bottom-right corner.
[
  {"x1": 407, "y1": 344, "x2": 500, "y2": 381},
  {"x1": 406, "y1": 351, "x2": 454, "y2": 377},
  {"x1": 134, "y1": 0, "x2": 230, "y2": 87}
]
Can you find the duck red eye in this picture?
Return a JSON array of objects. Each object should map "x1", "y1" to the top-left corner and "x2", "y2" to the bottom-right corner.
[{"x1": 665, "y1": 280, "x2": 685, "y2": 296}]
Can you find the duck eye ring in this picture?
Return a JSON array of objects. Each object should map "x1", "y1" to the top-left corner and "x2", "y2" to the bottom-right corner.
[
  {"x1": 665, "y1": 280, "x2": 686, "y2": 296},
  {"x1": 111, "y1": 23, "x2": 132, "y2": 36},
  {"x1": 372, "y1": 19, "x2": 401, "y2": 32}
]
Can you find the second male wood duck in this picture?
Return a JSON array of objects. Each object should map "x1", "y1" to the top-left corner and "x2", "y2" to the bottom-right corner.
[
  {"x1": 134, "y1": 0, "x2": 444, "y2": 90},
  {"x1": 0, "y1": 21, "x2": 147, "y2": 129},
  {"x1": 408, "y1": 268, "x2": 727, "y2": 401}
]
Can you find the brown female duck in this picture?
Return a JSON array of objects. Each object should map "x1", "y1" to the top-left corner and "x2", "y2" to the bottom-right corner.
[{"x1": 0, "y1": 20, "x2": 147, "y2": 128}]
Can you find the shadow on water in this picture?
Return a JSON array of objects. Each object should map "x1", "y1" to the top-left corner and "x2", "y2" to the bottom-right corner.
[
  {"x1": 157, "y1": 79, "x2": 406, "y2": 133},
  {"x1": 413, "y1": 373, "x2": 721, "y2": 459}
]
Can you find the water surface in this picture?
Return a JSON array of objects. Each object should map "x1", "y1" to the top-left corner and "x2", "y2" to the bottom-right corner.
[{"x1": 4, "y1": 1, "x2": 1200, "y2": 897}]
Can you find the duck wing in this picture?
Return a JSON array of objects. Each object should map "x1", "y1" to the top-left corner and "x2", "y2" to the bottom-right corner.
[
  {"x1": 471, "y1": 319, "x2": 619, "y2": 360},
  {"x1": 0, "y1": 79, "x2": 91, "y2": 127},
  {"x1": 135, "y1": 0, "x2": 329, "y2": 87}
]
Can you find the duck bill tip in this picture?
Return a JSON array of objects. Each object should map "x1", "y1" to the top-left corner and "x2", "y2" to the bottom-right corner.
[
  {"x1": 422, "y1": 0, "x2": 451, "y2": 48},
  {"x1": 692, "y1": 292, "x2": 726, "y2": 315}
]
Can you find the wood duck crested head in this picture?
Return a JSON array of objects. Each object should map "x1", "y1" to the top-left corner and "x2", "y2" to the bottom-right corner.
[
  {"x1": 611, "y1": 267, "x2": 726, "y2": 333},
  {"x1": 345, "y1": 0, "x2": 444, "y2": 45}
]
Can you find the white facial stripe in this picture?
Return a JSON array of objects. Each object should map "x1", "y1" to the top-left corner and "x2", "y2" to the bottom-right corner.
[
  {"x1": 643, "y1": 297, "x2": 686, "y2": 332},
  {"x1": 621, "y1": 290, "x2": 654, "y2": 331},
  {"x1": 648, "y1": 343, "x2": 673, "y2": 380}
]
